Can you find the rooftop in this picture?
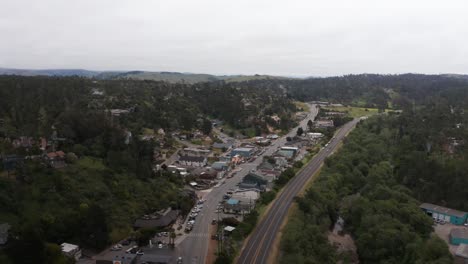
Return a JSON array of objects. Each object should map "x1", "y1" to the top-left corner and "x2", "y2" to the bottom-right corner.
[
  {"x1": 420, "y1": 203, "x2": 467, "y2": 218},
  {"x1": 227, "y1": 199, "x2": 239, "y2": 205},
  {"x1": 451, "y1": 228, "x2": 468, "y2": 239},
  {"x1": 61, "y1": 243, "x2": 79, "y2": 253},
  {"x1": 179, "y1": 155, "x2": 206, "y2": 162},
  {"x1": 233, "y1": 147, "x2": 254, "y2": 152},
  {"x1": 224, "y1": 226, "x2": 236, "y2": 232}
]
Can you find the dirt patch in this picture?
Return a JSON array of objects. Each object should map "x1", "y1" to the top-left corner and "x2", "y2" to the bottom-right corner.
[
  {"x1": 433, "y1": 223, "x2": 463, "y2": 255},
  {"x1": 328, "y1": 232, "x2": 359, "y2": 263},
  {"x1": 205, "y1": 224, "x2": 218, "y2": 264}
]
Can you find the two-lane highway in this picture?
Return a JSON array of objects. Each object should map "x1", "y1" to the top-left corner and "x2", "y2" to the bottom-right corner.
[{"x1": 237, "y1": 118, "x2": 361, "y2": 264}]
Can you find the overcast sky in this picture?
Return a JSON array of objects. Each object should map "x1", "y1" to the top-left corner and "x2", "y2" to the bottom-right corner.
[{"x1": 1, "y1": 0, "x2": 468, "y2": 76}]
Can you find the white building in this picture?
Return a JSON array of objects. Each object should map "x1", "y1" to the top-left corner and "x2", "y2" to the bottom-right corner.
[{"x1": 61, "y1": 243, "x2": 81, "y2": 260}]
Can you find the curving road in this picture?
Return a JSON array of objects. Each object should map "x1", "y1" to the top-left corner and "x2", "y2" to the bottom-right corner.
[{"x1": 236, "y1": 118, "x2": 360, "y2": 264}]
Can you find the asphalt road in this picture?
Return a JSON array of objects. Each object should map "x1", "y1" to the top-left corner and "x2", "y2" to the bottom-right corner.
[
  {"x1": 175, "y1": 104, "x2": 319, "y2": 264},
  {"x1": 236, "y1": 118, "x2": 361, "y2": 264}
]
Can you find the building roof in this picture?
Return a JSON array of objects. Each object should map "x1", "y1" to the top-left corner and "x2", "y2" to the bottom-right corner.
[
  {"x1": 451, "y1": 228, "x2": 468, "y2": 240},
  {"x1": 420, "y1": 203, "x2": 467, "y2": 218},
  {"x1": 179, "y1": 155, "x2": 206, "y2": 163},
  {"x1": 227, "y1": 199, "x2": 239, "y2": 205},
  {"x1": 61, "y1": 243, "x2": 79, "y2": 253},
  {"x1": 224, "y1": 226, "x2": 236, "y2": 232},
  {"x1": 134, "y1": 209, "x2": 179, "y2": 229},
  {"x1": 233, "y1": 147, "x2": 254, "y2": 152}
]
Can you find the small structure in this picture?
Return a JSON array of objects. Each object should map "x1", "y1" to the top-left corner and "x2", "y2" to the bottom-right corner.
[
  {"x1": 450, "y1": 228, "x2": 468, "y2": 245},
  {"x1": 211, "y1": 161, "x2": 229, "y2": 171},
  {"x1": 212, "y1": 140, "x2": 234, "y2": 151},
  {"x1": 134, "y1": 208, "x2": 179, "y2": 229},
  {"x1": 224, "y1": 226, "x2": 236, "y2": 233},
  {"x1": 180, "y1": 148, "x2": 210, "y2": 157},
  {"x1": 178, "y1": 155, "x2": 207, "y2": 167},
  {"x1": 307, "y1": 132, "x2": 324, "y2": 139},
  {"x1": 61, "y1": 243, "x2": 81, "y2": 260},
  {"x1": 276, "y1": 147, "x2": 299, "y2": 159},
  {"x1": 231, "y1": 147, "x2": 255, "y2": 158},
  {"x1": 239, "y1": 172, "x2": 268, "y2": 191},
  {"x1": 314, "y1": 120, "x2": 334, "y2": 128},
  {"x1": 0, "y1": 223, "x2": 10, "y2": 245},
  {"x1": 45, "y1": 151, "x2": 66, "y2": 169},
  {"x1": 420, "y1": 203, "x2": 468, "y2": 225}
]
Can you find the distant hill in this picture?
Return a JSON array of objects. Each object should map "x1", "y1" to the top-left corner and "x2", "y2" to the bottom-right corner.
[
  {"x1": 0, "y1": 67, "x2": 292, "y2": 83},
  {"x1": 0, "y1": 67, "x2": 102, "y2": 77}
]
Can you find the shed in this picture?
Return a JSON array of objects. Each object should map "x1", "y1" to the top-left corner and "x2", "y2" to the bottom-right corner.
[
  {"x1": 450, "y1": 228, "x2": 468, "y2": 245},
  {"x1": 420, "y1": 203, "x2": 468, "y2": 225},
  {"x1": 224, "y1": 226, "x2": 236, "y2": 232}
]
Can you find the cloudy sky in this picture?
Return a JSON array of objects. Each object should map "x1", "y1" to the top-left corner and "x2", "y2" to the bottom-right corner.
[{"x1": 1, "y1": 0, "x2": 467, "y2": 76}]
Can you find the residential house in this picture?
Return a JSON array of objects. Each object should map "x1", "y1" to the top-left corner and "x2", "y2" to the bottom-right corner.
[
  {"x1": 45, "y1": 151, "x2": 66, "y2": 169},
  {"x1": 178, "y1": 155, "x2": 207, "y2": 167},
  {"x1": 134, "y1": 208, "x2": 179, "y2": 229}
]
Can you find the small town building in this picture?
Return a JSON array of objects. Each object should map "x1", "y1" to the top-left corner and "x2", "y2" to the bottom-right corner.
[
  {"x1": 178, "y1": 155, "x2": 207, "y2": 167},
  {"x1": 61, "y1": 243, "x2": 81, "y2": 260},
  {"x1": 192, "y1": 167, "x2": 218, "y2": 179},
  {"x1": 276, "y1": 147, "x2": 299, "y2": 159},
  {"x1": 45, "y1": 151, "x2": 66, "y2": 169},
  {"x1": 420, "y1": 203, "x2": 468, "y2": 225},
  {"x1": 180, "y1": 148, "x2": 210, "y2": 157},
  {"x1": 450, "y1": 228, "x2": 468, "y2": 245},
  {"x1": 134, "y1": 208, "x2": 179, "y2": 229},
  {"x1": 307, "y1": 132, "x2": 324, "y2": 139},
  {"x1": 314, "y1": 120, "x2": 334, "y2": 128},
  {"x1": 212, "y1": 140, "x2": 234, "y2": 151},
  {"x1": 239, "y1": 172, "x2": 268, "y2": 191},
  {"x1": 231, "y1": 147, "x2": 255, "y2": 158},
  {"x1": 211, "y1": 161, "x2": 229, "y2": 171}
]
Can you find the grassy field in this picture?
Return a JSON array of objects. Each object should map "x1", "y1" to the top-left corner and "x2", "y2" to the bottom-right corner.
[
  {"x1": 294, "y1": 101, "x2": 310, "y2": 112},
  {"x1": 323, "y1": 106, "x2": 382, "y2": 118}
]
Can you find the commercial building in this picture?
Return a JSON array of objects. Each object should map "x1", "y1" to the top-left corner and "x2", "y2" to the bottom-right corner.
[
  {"x1": 178, "y1": 155, "x2": 207, "y2": 167},
  {"x1": 231, "y1": 147, "x2": 255, "y2": 158},
  {"x1": 420, "y1": 203, "x2": 468, "y2": 225},
  {"x1": 450, "y1": 228, "x2": 468, "y2": 245}
]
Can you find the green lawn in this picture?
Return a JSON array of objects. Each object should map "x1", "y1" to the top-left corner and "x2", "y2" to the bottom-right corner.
[
  {"x1": 76, "y1": 156, "x2": 107, "y2": 170},
  {"x1": 294, "y1": 101, "x2": 310, "y2": 112},
  {"x1": 323, "y1": 106, "x2": 381, "y2": 118}
]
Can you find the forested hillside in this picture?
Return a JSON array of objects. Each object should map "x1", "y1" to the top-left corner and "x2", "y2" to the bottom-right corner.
[
  {"x1": 280, "y1": 103, "x2": 468, "y2": 263},
  {"x1": 0, "y1": 75, "x2": 297, "y2": 263}
]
